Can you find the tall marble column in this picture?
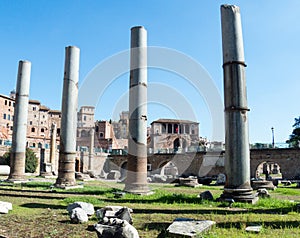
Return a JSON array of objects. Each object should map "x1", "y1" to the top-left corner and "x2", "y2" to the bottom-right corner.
[
  {"x1": 8, "y1": 61, "x2": 31, "y2": 181},
  {"x1": 220, "y1": 5, "x2": 257, "y2": 203},
  {"x1": 49, "y1": 122, "x2": 57, "y2": 173},
  {"x1": 88, "y1": 128, "x2": 94, "y2": 171},
  {"x1": 124, "y1": 26, "x2": 150, "y2": 194},
  {"x1": 55, "y1": 46, "x2": 80, "y2": 187}
]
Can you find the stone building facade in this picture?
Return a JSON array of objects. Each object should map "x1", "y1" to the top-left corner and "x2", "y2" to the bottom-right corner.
[
  {"x1": 149, "y1": 119, "x2": 200, "y2": 153},
  {"x1": 0, "y1": 91, "x2": 61, "y2": 150}
]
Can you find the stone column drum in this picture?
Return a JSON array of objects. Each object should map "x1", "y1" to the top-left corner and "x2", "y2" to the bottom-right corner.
[
  {"x1": 49, "y1": 122, "x2": 57, "y2": 173},
  {"x1": 88, "y1": 128, "x2": 94, "y2": 171},
  {"x1": 55, "y1": 46, "x2": 80, "y2": 187},
  {"x1": 124, "y1": 26, "x2": 150, "y2": 194},
  {"x1": 8, "y1": 61, "x2": 31, "y2": 181},
  {"x1": 220, "y1": 5, "x2": 257, "y2": 203}
]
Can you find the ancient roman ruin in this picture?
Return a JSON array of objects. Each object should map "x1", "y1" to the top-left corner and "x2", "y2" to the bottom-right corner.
[
  {"x1": 124, "y1": 26, "x2": 151, "y2": 194},
  {"x1": 7, "y1": 61, "x2": 31, "y2": 182},
  {"x1": 219, "y1": 4, "x2": 257, "y2": 203},
  {"x1": 55, "y1": 46, "x2": 80, "y2": 187}
]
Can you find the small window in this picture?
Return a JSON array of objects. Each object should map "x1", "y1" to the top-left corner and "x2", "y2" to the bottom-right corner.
[
  {"x1": 162, "y1": 123, "x2": 166, "y2": 133},
  {"x1": 7, "y1": 115, "x2": 10, "y2": 120},
  {"x1": 32, "y1": 143, "x2": 36, "y2": 148},
  {"x1": 31, "y1": 127, "x2": 35, "y2": 133},
  {"x1": 8, "y1": 101, "x2": 11, "y2": 107},
  {"x1": 41, "y1": 128, "x2": 45, "y2": 133},
  {"x1": 4, "y1": 100, "x2": 7, "y2": 105},
  {"x1": 10, "y1": 126, "x2": 13, "y2": 130},
  {"x1": 168, "y1": 124, "x2": 172, "y2": 133},
  {"x1": 84, "y1": 116, "x2": 87, "y2": 121},
  {"x1": 3, "y1": 114, "x2": 6, "y2": 120},
  {"x1": 99, "y1": 132, "x2": 104, "y2": 138},
  {"x1": 29, "y1": 121, "x2": 32, "y2": 125},
  {"x1": 57, "y1": 128, "x2": 60, "y2": 136},
  {"x1": 33, "y1": 107, "x2": 36, "y2": 111}
]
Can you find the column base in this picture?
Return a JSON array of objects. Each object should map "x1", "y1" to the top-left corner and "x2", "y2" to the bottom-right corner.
[
  {"x1": 219, "y1": 187, "x2": 259, "y2": 204},
  {"x1": 124, "y1": 183, "x2": 152, "y2": 195},
  {"x1": 55, "y1": 178, "x2": 76, "y2": 188},
  {"x1": 6, "y1": 175, "x2": 27, "y2": 183}
]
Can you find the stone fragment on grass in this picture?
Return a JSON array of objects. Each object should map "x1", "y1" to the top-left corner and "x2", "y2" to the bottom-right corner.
[
  {"x1": 94, "y1": 218, "x2": 139, "y2": 238},
  {"x1": 256, "y1": 188, "x2": 270, "y2": 198},
  {"x1": 0, "y1": 201, "x2": 12, "y2": 214},
  {"x1": 70, "y1": 207, "x2": 88, "y2": 223},
  {"x1": 167, "y1": 218, "x2": 215, "y2": 237},
  {"x1": 96, "y1": 206, "x2": 133, "y2": 224},
  {"x1": 245, "y1": 225, "x2": 262, "y2": 233},
  {"x1": 198, "y1": 191, "x2": 214, "y2": 201},
  {"x1": 67, "y1": 201, "x2": 95, "y2": 216}
]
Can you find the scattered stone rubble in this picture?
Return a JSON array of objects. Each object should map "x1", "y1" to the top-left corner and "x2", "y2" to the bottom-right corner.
[
  {"x1": 198, "y1": 191, "x2": 214, "y2": 201},
  {"x1": 0, "y1": 201, "x2": 12, "y2": 214},
  {"x1": 167, "y1": 218, "x2": 215, "y2": 237},
  {"x1": 67, "y1": 202, "x2": 95, "y2": 223},
  {"x1": 178, "y1": 176, "x2": 201, "y2": 188},
  {"x1": 66, "y1": 202, "x2": 139, "y2": 237},
  {"x1": 95, "y1": 206, "x2": 139, "y2": 238}
]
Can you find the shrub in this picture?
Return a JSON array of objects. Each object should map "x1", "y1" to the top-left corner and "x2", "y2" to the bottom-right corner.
[{"x1": 0, "y1": 148, "x2": 38, "y2": 173}]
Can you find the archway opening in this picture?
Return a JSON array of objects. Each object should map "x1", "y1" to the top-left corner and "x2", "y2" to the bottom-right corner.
[
  {"x1": 173, "y1": 138, "x2": 180, "y2": 152},
  {"x1": 120, "y1": 162, "x2": 127, "y2": 180},
  {"x1": 160, "y1": 161, "x2": 179, "y2": 177},
  {"x1": 255, "y1": 161, "x2": 282, "y2": 180}
]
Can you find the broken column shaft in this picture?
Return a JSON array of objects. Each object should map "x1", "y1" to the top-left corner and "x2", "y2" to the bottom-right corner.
[
  {"x1": 124, "y1": 26, "x2": 150, "y2": 194},
  {"x1": 220, "y1": 5, "x2": 256, "y2": 202},
  {"x1": 88, "y1": 128, "x2": 94, "y2": 171},
  {"x1": 55, "y1": 46, "x2": 80, "y2": 187},
  {"x1": 49, "y1": 122, "x2": 57, "y2": 173},
  {"x1": 8, "y1": 61, "x2": 31, "y2": 181}
]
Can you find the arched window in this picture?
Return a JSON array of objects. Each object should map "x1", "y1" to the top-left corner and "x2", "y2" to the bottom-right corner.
[{"x1": 31, "y1": 127, "x2": 35, "y2": 133}]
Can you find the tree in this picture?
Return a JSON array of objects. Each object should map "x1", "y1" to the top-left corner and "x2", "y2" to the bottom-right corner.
[
  {"x1": 0, "y1": 148, "x2": 38, "y2": 173},
  {"x1": 286, "y1": 117, "x2": 300, "y2": 148}
]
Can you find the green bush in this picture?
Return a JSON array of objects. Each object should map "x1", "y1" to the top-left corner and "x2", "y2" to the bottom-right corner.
[{"x1": 0, "y1": 148, "x2": 38, "y2": 173}]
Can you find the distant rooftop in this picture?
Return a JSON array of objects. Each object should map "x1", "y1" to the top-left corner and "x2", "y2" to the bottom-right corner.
[{"x1": 151, "y1": 119, "x2": 199, "y2": 125}]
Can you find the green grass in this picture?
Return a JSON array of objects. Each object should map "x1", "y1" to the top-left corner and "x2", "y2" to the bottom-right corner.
[{"x1": 1, "y1": 179, "x2": 300, "y2": 237}]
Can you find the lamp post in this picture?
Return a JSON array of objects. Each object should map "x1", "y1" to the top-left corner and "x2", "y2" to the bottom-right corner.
[{"x1": 271, "y1": 127, "x2": 275, "y2": 148}]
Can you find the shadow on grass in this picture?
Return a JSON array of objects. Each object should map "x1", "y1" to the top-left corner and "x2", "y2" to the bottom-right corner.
[
  {"x1": 20, "y1": 203, "x2": 66, "y2": 210},
  {"x1": 143, "y1": 222, "x2": 171, "y2": 238}
]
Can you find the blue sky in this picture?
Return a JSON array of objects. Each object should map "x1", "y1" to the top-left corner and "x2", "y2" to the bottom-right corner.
[{"x1": 0, "y1": 0, "x2": 299, "y2": 144}]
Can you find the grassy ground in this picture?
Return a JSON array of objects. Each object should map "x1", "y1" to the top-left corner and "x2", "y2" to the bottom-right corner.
[{"x1": 0, "y1": 177, "x2": 300, "y2": 238}]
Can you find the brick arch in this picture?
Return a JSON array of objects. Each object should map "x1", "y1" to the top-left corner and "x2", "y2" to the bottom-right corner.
[{"x1": 250, "y1": 148, "x2": 300, "y2": 179}]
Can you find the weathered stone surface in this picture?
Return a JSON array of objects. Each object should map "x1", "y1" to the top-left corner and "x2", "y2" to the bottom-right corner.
[
  {"x1": 256, "y1": 188, "x2": 270, "y2": 198},
  {"x1": 94, "y1": 218, "x2": 139, "y2": 238},
  {"x1": 167, "y1": 218, "x2": 215, "y2": 237},
  {"x1": 67, "y1": 202, "x2": 95, "y2": 216},
  {"x1": 252, "y1": 180, "x2": 276, "y2": 190},
  {"x1": 70, "y1": 207, "x2": 88, "y2": 223},
  {"x1": 75, "y1": 172, "x2": 91, "y2": 181},
  {"x1": 96, "y1": 206, "x2": 133, "y2": 224},
  {"x1": 216, "y1": 173, "x2": 226, "y2": 185},
  {"x1": 0, "y1": 201, "x2": 12, "y2": 214},
  {"x1": 198, "y1": 191, "x2": 214, "y2": 201},
  {"x1": 178, "y1": 177, "x2": 201, "y2": 188},
  {"x1": 0, "y1": 165, "x2": 10, "y2": 175},
  {"x1": 107, "y1": 170, "x2": 121, "y2": 180},
  {"x1": 245, "y1": 225, "x2": 262, "y2": 233}
]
